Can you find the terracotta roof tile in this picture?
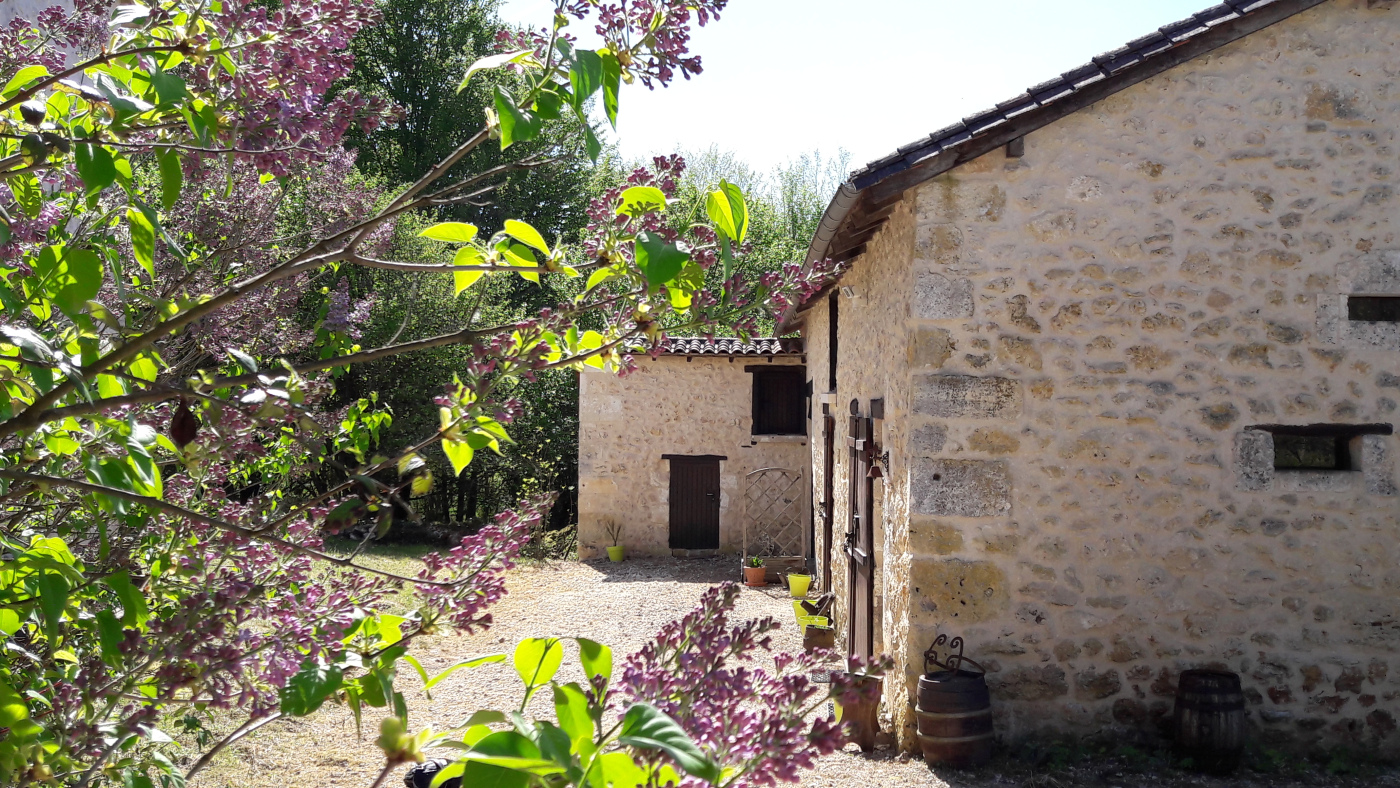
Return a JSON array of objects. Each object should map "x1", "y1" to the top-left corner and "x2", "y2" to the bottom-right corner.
[{"x1": 654, "y1": 337, "x2": 804, "y2": 357}]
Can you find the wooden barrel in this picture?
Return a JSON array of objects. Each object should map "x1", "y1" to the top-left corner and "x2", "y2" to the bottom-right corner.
[
  {"x1": 915, "y1": 669, "x2": 992, "y2": 767},
  {"x1": 1173, "y1": 669, "x2": 1245, "y2": 774}
]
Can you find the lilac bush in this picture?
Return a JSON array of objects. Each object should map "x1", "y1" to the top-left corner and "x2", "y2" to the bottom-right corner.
[{"x1": 0, "y1": 0, "x2": 851, "y2": 785}]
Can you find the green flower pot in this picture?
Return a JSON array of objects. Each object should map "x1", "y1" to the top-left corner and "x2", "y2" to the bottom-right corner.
[{"x1": 607, "y1": 545, "x2": 625, "y2": 562}]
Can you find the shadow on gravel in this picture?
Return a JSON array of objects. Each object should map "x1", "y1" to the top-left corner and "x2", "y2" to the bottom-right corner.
[
  {"x1": 837, "y1": 746, "x2": 1400, "y2": 788},
  {"x1": 581, "y1": 557, "x2": 744, "y2": 584}
]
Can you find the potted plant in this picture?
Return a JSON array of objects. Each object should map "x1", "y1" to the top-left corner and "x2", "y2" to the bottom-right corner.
[
  {"x1": 743, "y1": 555, "x2": 766, "y2": 586},
  {"x1": 604, "y1": 519, "x2": 625, "y2": 562}
]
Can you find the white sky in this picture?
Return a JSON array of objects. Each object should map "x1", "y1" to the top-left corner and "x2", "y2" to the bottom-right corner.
[{"x1": 496, "y1": 0, "x2": 1214, "y2": 176}]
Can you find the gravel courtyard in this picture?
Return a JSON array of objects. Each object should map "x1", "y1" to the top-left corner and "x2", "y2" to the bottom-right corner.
[{"x1": 190, "y1": 558, "x2": 1399, "y2": 788}]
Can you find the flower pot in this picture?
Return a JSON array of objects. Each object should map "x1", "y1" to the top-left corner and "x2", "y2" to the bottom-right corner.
[
  {"x1": 607, "y1": 545, "x2": 625, "y2": 562},
  {"x1": 743, "y1": 566, "x2": 766, "y2": 586},
  {"x1": 788, "y1": 573, "x2": 812, "y2": 598}
]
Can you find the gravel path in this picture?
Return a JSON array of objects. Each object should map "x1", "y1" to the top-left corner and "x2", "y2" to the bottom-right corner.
[{"x1": 191, "y1": 559, "x2": 1398, "y2": 788}]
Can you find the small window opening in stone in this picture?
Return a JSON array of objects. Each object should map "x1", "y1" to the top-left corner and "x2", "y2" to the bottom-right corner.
[
  {"x1": 1347, "y1": 296, "x2": 1400, "y2": 322},
  {"x1": 1273, "y1": 433, "x2": 1352, "y2": 471}
]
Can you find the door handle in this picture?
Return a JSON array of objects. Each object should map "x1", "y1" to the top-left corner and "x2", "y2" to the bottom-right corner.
[{"x1": 844, "y1": 531, "x2": 857, "y2": 547}]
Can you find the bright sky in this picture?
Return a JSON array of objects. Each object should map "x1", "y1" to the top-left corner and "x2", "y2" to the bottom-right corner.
[{"x1": 496, "y1": 0, "x2": 1214, "y2": 177}]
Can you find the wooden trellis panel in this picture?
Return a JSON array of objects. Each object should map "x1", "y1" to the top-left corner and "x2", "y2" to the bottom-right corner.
[{"x1": 743, "y1": 467, "x2": 807, "y2": 559}]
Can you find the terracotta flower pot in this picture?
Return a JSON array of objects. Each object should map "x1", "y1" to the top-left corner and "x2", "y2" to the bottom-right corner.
[{"x1": 743, "y1": 566, "x2": 766, "y2": 586}]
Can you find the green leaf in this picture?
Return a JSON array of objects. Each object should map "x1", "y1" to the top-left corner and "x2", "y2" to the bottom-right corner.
[
  {"x1": 75, "y1": 142, "x2": 116, "y2": 196},
  {"x1": 128, "y1": 355, "x2": 158, "y2": 382},
  {"x1": 617, "y1": 186, "x2": 667, "y2": 217},
  {"x1": 533, "y1": 86, "x2": 564, "y2": 120},
  {"x1": 499, "y1": 242, "x2": 539, "y2": 284},
  {"x1": 618, "y1": 703, "x2": 720, "y2": 782},
  {"x1": 149, "y1": 67, "x2": 187, "y2": 105},
  {"x1": 424, "y1": 654, "x2": 506, "y2": 692},
  {"x1": 35, "y1": 571, "x2": 69, "y2": 638},
  {"x1": 463, "y1": 731, "x2": 562, "y2": 776},
  {"x1": 102, "y1": 571, "x2": 150, "y2": 626},
  {"x1": 437, "y1": 760, "x2": 527, "y2": 788},
  {"x1": 513, "y1": 638, "x2": 563, "y2": 692},
  {"x1": 44, "y1": 433, "x2": 79, "y2": 456},
  {"x1": 458, "y1": 49, "x2": 532, "y2": 92},
  {"x1": 584, "y1": 268, "x2": 614, "y2": 293},
  {"x1": 280, "y1": 659, "x2": 344, "y2": 717},
  {"x1": 86, "y1": 455, "x2": 135, "y2": 514},
  {"x1": 96, "y1": 609, "x2": 124, "y2": 666},
  {"x1": 667, "y1": 285, "x2": 692, "y2": 311},
  {"x1": 127, "y1": 208, "x2": 156, "y2": 279},
  {"x1": 633, "y1": 232, "x2": 689, "y2": 287},
  {"x1": 503, "y1": 219, "x2": 549, "y2": 255},
  {"x1": 420, "y1": 222, "x2": 478, "y2": 243},
  {"x1": 591, "y1": 752, "x2": 646, "y2": 788},
  {"x1": 493, "y1": 85, "x2": 540, "y2": 149},
  {"x1": 453, "y1": 247, "x2": 486, "y2": 295},
  {"x1": 705, "y1": 180, "x2": 748, "y2": 244},
  {"x1": 0, "y1": 678, "x2": 31, "y2": 729},
  {"x1": 1, "y1": 65, "x2": 49, "y2": 98},
  {"x1": 33, "y1": 246, "x2": 103, "y2": 318},
  {"x1": 0, "y1": 609, "x2": 21, "y2": 637},
  {"x1": 227, "y1": 348, "x2": 258, "y2": 374},
  {"x1": 9, "y1": 174, "x2": 41, "y2": 217},
  {"x1": 580, "y1": 120, "x2": 602, "y2": 163},
  {"x1": 553, "y1": 683, "x2": 591, "y2": 745},
  {"x1": 157, "y1": 150, "x2": 182, "y2": 210},
  {"x1": 600, "y1": 52, "x2": 621, "y2": 128},
  {"x1": 576, "y1": 638, "x2": 612, "y2": 685},
  {"x1": 568, "y1": 50, "x2": 603, "y2": 109},
  {"x1": 442, "y1": 438, "x2": 473, "y2": 476}
]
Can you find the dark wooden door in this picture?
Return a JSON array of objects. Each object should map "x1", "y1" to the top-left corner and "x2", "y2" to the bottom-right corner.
[
  {"x1": 844, "y1": 412, "x2": 875, "y2": 663},
  {"x1": 668, "y1": 456, "x2": 721, "y2": 550},
  {"x1": 820, "y1": 413, "x2": 836, "y2": 592}
]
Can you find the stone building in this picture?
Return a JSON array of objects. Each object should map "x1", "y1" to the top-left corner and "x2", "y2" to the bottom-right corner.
[
  {"x1": 576, "y1": 338, "x2": 810, "y2": 561},
  {"x1": 775, "y1": 0, "x2": 1400, "y2": 755}
]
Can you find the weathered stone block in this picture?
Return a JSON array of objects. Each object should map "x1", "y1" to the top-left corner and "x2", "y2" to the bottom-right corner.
[
  {"x1": 910, "y1": 424, "x2": 947, "y2": 455},
  {"x1": 1362, "y1": 434, "x2": 1397, "y2": 496},
  {"x1": 991, "y1": 665, "x2": 1069, "y2": 701},
  {"x1": 913, "y1": 375, "x2": 1021, "y2": 419},
  {"x1": 1235, "y1": 429, "x2": 1274, "y2": 490},
  {"x1": 910, "y1": 559, "x2": 1007, "y2": 624},
  {"x1": 913, "y1": 271, "x2": 973, "y2": 319},
  {"x1": 968, "y1": 428, "x2": 1021, "y2": 455},
  {"x1": 909, "y1": 519, "x2": 963, "y2": 555},
  {"x1": 911, "y1": 459, "x2": 1011, "y2": 517},
  {"x1": 909, "y1": 325, "x2": 954, "y2": 368},
  {"x1": 1076, "y1": 668, "x2": 1123, "y2": 700}
]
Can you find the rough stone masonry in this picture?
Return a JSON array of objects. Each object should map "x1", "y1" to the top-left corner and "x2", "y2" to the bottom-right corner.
[{"x1": 805, "y1": 0, "x2": 1400, "y2": 756}]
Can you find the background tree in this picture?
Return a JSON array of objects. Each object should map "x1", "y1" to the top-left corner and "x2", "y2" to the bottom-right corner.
[{"x1": 0, "y1": 1, "x2": 857, "y2": 786}]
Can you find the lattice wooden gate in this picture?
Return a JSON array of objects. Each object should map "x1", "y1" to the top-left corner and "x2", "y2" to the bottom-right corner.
[{"x1": 743, "y1": 467, "x2": 807, "y2": 562}]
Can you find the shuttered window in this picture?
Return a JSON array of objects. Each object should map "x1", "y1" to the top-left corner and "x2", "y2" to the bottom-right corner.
[{"x1": 751, "y1": 367, "x2": 806, "y2": 435}]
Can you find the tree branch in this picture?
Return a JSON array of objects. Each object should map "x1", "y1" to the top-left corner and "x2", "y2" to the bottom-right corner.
[
  {"x1": 184, "y1": 712, "x2": 285, "y2": 780},
  {"x1": 0, "y1": 469, "x2": 459, "y2": 587}
]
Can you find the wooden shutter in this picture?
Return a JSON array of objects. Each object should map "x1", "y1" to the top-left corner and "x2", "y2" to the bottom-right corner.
[{"x1": 750, "y1": 367, "x2": 807, "y2": 435}]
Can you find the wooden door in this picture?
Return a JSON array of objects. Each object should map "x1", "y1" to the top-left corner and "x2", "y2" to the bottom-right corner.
[
  {"x1": 844, "y1": 411, "x2": 875, "y2": 663},
  {"x1": 667, "y1": 456, "x2": 721, "y2": 550},
  {"x1": 820, "y1": 413, "x2": 836, "y2": 592}
]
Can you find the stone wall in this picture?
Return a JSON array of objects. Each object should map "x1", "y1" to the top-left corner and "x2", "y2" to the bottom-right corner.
[
  {"x1": 577, "y1": 357, "x2": 809, "y2": 560},
  {"x1": 820, "y1": 0, "x2": 1400, "y2": 756},
  {"x1": 803, "y1": 200, "x2": 919, "y2": 739}
]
